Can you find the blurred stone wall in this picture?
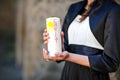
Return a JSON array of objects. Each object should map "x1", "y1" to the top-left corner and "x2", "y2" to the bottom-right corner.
[{"x1": 0, "y1": 0, "x2": 16, "y2": 52}]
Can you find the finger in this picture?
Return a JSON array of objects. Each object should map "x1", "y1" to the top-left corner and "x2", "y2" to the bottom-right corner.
[
  {"x1": 60, "y1": 32, "x2": 65, "y2": 51},
  {"x1": 55, "y1": 53, "x2": 64, "y2": 57},
  {"x1": 44, "y1": 29, "x2": 47, "y2": 32},
  {"x1": 44, "y1": 49, "x2": 49, "y2": 57},
  {"x1": 61, "y1": 32, "x2": 64, "y2": 41},
  {"x1": 43, "y1": 32, "x2": 49, "y2": 36},
  {"x1": 43, "y1": 48, "x2": 49, "y2": 59},
  {"x1": 43, "y1": 28, "x2": 49, "y2": 35},
  {"x1": 43, "y1": 48, "x2": 47, "y2": 58},
  {"x1": 61, "y1": 31, "x2": 64, "y2": 38},
  {"x1": 55, "y1": 53, "x2": 60, "y2": 57},
  {"x1": 55, "y1": 52, "x2": 69, "y2": 60},
  {"x1": 44, "y1": 41, "x2": 48, "y2": 44},
  {"x1": 43, "y1": 29, "x2": 48, "y2": 36},
  {"x1": 48, "y1": 57, "x2": 57, "y2": 62},
  {"x1": 54, "y1": 54, "x2": 65, "y2": 61},
  {"x1": 43, "y1": 36, "x2": 50, "y2": 41}
]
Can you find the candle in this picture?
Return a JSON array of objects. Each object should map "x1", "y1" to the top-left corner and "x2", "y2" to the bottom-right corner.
[{"x1": 46, "y1": 17, "x2": 62, "y2": 57}]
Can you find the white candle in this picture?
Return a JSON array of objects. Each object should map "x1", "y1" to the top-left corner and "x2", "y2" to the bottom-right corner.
[{"x1": 46, "y1": 17, "x2": 62, "y2": 57}]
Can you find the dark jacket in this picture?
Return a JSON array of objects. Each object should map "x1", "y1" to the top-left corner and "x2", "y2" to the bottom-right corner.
[{"x1": 62, "y1": 0, "x2": 120, "y2": 73}]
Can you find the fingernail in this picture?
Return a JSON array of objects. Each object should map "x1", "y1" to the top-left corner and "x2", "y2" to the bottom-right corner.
[
  {"x1": 44, "y1": 49, "x2": 47, "y2": 53},
  {"x1": 43, "y1": 48, "x2": 45, "y2": 52}
]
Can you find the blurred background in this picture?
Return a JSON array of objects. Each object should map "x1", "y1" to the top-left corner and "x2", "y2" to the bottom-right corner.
[{"x1": 0, "y1": 0, "x2": 120, "y2": 80}]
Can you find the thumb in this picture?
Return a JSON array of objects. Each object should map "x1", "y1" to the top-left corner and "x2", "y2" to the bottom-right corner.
[
  {"x1": 61, "y1": 31, "x2": 64, "y2": 40},
  {"x1": 60, "y1": 31, "x2": 65, "y2": 51}
]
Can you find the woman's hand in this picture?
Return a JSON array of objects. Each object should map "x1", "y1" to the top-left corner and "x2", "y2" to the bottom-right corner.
[
  {"x1": 43, "y1": 48, "x2": 69, "y2": 61},
  {"x1": 43, "y1": 29, "x2": 65, "y2": 50},
  {"x1": 43, "y1": 28, "x2": 66, "y2": 61},
  {"x1": 43, "y1": 29, "x2": 50, "y2": 45}
]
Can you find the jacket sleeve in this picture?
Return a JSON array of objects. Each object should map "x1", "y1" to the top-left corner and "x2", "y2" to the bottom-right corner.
[{"x1": 88, "y1": 8, "x2": 120, "y2": 73}]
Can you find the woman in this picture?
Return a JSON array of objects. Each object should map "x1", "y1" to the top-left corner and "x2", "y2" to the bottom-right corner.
[{"x1": 43, "y1": 0, "x2": 120, "y2": 80}]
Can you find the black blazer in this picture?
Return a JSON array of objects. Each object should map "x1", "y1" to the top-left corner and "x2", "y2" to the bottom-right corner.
[{"x1": 62, "y1": 0, "x2": 120, "y2": 73}]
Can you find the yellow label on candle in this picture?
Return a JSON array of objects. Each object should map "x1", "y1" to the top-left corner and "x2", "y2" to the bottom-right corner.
[{"x1": 47, "y1": 21, "x2": 54, "y2": 32}]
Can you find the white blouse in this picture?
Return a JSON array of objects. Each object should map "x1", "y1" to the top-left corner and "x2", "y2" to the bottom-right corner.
[{"x1": 68, "y1": 15, "x2": 104, "y2": 50}]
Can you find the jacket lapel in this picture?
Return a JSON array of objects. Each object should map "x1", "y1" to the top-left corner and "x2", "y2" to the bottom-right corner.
[
  {"x1": 67, "y1": 0, "x2": 87, "y2": 28},
  {"x1": 89, "y1": 1, "x2": 111, "y2": 47}
]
